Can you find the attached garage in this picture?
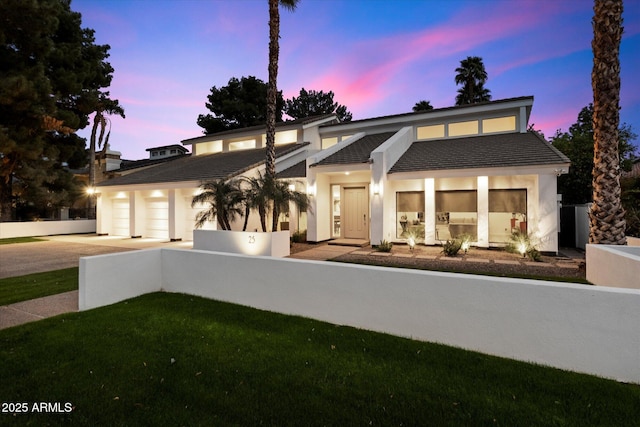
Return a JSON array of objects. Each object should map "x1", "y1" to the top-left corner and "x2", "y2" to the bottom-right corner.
[
  {"x1": 112, "y1": 199, "x2": 130, "y2": 237},
  {"x1": 145, "y1": 198, "x2": 169, "y2": 239}
]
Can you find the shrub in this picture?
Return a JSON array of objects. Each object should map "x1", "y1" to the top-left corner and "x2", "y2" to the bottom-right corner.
[
  {"x1": 291, "y1": 230, "x2": 307, "y2": 243},
  {"x1": 442, "y1": 239, "x2": 462, "y2": 257},
  {"x1": 376, "y1": 239, "x2": 393, "y2": 252},
  {"x1": 506, "y1": 230, "x2": 541, "y2": 261}
]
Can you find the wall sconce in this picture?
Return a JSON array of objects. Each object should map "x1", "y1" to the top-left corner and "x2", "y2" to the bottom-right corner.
[
  {"x1": 372, "y1": 183, "x2": 380, "y2": 195},
  {"x1": 307, "y1": 183, "x2": 316, "y2": 197},
  {"x1": 288, "y1": 183, "x2": 296, "y2": 192},
  {"x1": 86, "y1": 187, "x2": 96, "y2": 196}
]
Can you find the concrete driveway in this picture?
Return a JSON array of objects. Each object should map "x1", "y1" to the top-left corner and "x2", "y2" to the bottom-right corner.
[{"x1": 0, "y1": 234, "x2": 191, "y2": 279}]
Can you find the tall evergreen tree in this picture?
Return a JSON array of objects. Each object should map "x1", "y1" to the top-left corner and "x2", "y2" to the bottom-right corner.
[
  {"x1": 590, "y1": 0, "x2": 626, "y2": 244},
  {"x1": 284, "y1": 88, "x2": 352, "y2": 122},
  {"x1": 0, "y1": 0, "x2": 118, "y2": 220},
  {"x1": 454, "y1": 56, "x2": 491, "y2": 105},
  {"x1": 197, "y1": 76, "x2": 283, "y2": 134}
]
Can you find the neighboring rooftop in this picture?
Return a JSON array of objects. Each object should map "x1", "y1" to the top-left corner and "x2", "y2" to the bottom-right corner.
[
  {"x1": 389, "y1": 132, "x2": 570, "y2": 174},
  {"x1": 99, "y1": 142, "x2": 309, "y2": 187},
  {"x1": 277, "y1": 160, "x2": 306, "y2": 179}
]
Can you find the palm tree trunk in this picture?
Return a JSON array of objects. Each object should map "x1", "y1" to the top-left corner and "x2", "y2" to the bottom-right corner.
[
  {"x1": 87, "y1": 112, "x2": 101, "y2": 220},
  {"x1": 242, "y1": 204, "x2": 250, "y2": 231},
  {"x1": 266, "y1": 0, "x2": 279, "y2": 180},
  {"x1": 589, "y1": 0, "x2": 626, "y2": 245}
]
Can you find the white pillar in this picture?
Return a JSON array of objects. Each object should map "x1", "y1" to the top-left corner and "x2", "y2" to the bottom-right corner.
[
  {"x1": 96, "y1": 193, "x2": 110, "y2": 235},
  {"x1": 424, "y1": 178, "x2": 436, "y2": 245},
  {"x1": 168, "y1": 189, "x2": 184, "y2": 241},
  {"x1": 130, "y1": 191, "x2": 145, "y2": 238},
  {"x1": 477, "y1": 176, "x2": 489, "y2": 248},
  {"x1": 537, "y1": 174, "x2": 559, "y2": 254}
]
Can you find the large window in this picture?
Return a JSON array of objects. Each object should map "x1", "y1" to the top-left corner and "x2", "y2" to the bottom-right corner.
[
  {"x1": 489, "y1": 189, "x2": 527, "y2": 243},
  {"x1": 396, "y1": 192, "x2": 425, "y2": 241},
  {"x1": 435, "y1": 190, "x2": 477, "y2": 241}
]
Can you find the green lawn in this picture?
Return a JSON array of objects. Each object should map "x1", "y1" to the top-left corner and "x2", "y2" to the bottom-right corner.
[
  {"x1": 0, "y1": 292, "x2": 637, "y2": 426},
  {"x1": 0, "y1": 268, "x2": 78, "y2": 306},
  {"x1": 0, "y1": 236, "x2": 45, "y2": 245}
]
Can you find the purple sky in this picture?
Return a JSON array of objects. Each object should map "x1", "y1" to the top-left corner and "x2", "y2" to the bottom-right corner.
[{"x1": 72, "y1": 0, "x2": 640, "y2": 160}]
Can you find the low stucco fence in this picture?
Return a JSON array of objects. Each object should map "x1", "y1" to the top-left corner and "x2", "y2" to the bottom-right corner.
[
  {"x1": 80, "y1": 248, "x2": 640, "y2": 384},
  {"x1": 0, "y1": 220, "x2": 96, "y2": 239},
  {"x1": 586, "y1": 244, "x2": 640, "y2": 289}
]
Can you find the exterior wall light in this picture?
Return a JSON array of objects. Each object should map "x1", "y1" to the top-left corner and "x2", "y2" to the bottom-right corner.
[
  {"x1": 86, "y1": 187, "x2": 96, "y2": 196},
  {"x1": 372, "y1": 183, "x2": 380, "y2": 195}
]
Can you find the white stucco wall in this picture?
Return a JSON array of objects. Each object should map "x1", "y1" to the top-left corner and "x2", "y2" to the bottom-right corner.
[
  {"x1": 0, "y1": 220, "x2": 96, "y2": 239},
  {"x1": 80, "y1": 248, "x2": 640, "y2": 384},
  {"x1": 586, "y1": 244, "x2": 640, "y2": 289}
]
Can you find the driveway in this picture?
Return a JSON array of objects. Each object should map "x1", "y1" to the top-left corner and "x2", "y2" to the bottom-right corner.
[{"x1": 0, "y1": 234, "x2": 191, "y2": 279}]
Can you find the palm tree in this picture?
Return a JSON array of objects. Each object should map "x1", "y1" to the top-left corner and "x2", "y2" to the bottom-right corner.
[
  {"x1": 270, "y1": 179, "x2": 311, "y2": 232},
  {"x1": 240, "y1": 172, "x2": 310, "y2": 232},
  {"x1": 454, "y1": 56, "x2": 491, "y2": 105},
  {"x1": 266, "y1": 0, "x2": 300, "y2": 180},
  {"x1": 589, "y1": 0, "x2": 626, "y2": 244},
  {"x1": 412, "y1": 100, "x2": 434, "y2": 112},
  {"x1": 87, "y1": 93, "x2": 124, "y2": 218},
  {"x1": 192, "y1": 179, "x2": 244, "y2": 230},
  {"x1": 240, "y1": 172, "x2": 271, "y2": 232}
]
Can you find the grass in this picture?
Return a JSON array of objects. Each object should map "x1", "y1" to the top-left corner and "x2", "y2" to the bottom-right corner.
[
  {"x1": 0, "y1": 292, "x2": 638, "y2": 426},
  {"x1": 0, "y1": 236, "x2": 45, "y2": 245},
  {"x1": 0, "y1": 268, "x2": 78, "y2": 306}
]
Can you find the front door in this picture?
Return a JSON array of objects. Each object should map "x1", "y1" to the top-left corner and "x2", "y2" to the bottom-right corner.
[{"x1": 343, "y1": 187, "x2": 368, "y2": 239}]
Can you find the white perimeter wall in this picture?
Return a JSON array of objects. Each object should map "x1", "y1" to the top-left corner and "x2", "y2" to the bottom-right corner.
[
  {"x1": 0, "y1": 220, "x2": 96, "y2": 239},
  {"x1": 80, "y1": 248, "x2": 640, "y2": 384},
  {"x1": 586, "y1": 244, "x2": 640, "y2": 290}
]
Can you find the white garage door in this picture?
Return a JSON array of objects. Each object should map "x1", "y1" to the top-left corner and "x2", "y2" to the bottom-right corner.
[
  {"x1": 146, "y1": 198, "x2": 169, "y2": 239},
  {"x1": 112, "y1": 199, "x2": 130, "y2": 237}
]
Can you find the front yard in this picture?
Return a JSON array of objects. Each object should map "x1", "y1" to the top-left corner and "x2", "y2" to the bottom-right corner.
[{"x1": 0, "y1": 292, "x2": 637, "y2": 425}]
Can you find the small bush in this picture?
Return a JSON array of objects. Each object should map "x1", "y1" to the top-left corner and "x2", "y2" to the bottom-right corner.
[
  {"x1": 376, "y1": 239, "x2": 393, "y2": 252},
  {"x1": 506, "y1": 230, "x2": 541, "y2": 261},
  {"x1": 442, "y1": 239, "x2": 462, "y2": 257},
  {"x1": 291, "y1": 230, "x2": 307, "y2": 243}
]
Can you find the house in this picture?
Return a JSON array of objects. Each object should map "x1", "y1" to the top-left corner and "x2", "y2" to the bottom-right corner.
[{"x1": 95, "y1": 96, "x2": 570, "y2": 253}]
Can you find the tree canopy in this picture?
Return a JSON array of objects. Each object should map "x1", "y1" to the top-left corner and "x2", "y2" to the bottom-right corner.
[
  {"x1": 551, "y1": 104, "x2": 637, "y2": 205},
  {"x1": 412, "y1": 100, "x2": 434, "y2": 112},
  {"x1": 454, "y1": 56, "x2": 491, "y2": 105},
  {"x1": 197, "y1": 76, "x2": 284, "y2": 135},
  {"x1": 284, "y1": 88, "x2": 352, "y2": 122},
  {"x1": 0, "y1": 0, "x2": 119, "y2": 220}
]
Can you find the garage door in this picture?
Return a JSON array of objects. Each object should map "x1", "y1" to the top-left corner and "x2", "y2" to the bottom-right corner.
[
  {"x1": 146, "y1": 198, "x2": 169, "y2": 239},
  {"x1": 112, "y1": 199, "x2": 129, "y2": 237}
]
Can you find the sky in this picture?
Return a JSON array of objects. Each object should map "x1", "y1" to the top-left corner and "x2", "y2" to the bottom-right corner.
[{"x1": 71, "y1": 0, "x2": 640, "y2": 160}]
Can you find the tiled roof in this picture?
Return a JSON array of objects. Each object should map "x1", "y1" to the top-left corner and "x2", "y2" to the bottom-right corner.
[
  {"x1": 389, "y1": 132, "x2": 570, "y2": 174},
  {"x1": 312, "y1": 132, "x2": 395, "y2": 166},
  {"x1": 277, "y1": 160, "x2": 306, "y2": 179},
  {"x1": 98, "y1": 143, "x2": 309, "y2": 187},
  {"x1": 117, "y1": 154, "x2": 188, "y2": 172}
]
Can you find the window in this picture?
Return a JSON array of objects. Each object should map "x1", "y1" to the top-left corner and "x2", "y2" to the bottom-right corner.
[
  {"x1": 322, "y1": 137, "x2": 338, "y2": 150},
  {"x1": 396, "y1": 192, "x2": 425, "y2": 241},
  {"x1": 417, "y1": 124, "x2": 445, "y2": 140},
  {"x1": 170, "y1": 149, "x2": 177, "y2": 154},
  {"x1": 435, "y1": 190, "x2": 477, "y2": 241},
  {"x1": 229, "y1": 139, "x2": 256, "y2": 151},
  {"x1": 488, "y1": 189, "x2": 527, "y2": 243},
  {"x1": 482, "y1": 116, "x2": 516, "y2": 134},
  {"x1": 448, "y1": 120, "x2": 478, "y2": 137},
  {"x1": 332, "y1": 185, "x2": 341, "y2": 237},
  {"x1": 159, "y1": 150, "x2": 166, "y2": 156},
  {"x1": 275, "y1": 130, "x2": 297, "y2": 145}
]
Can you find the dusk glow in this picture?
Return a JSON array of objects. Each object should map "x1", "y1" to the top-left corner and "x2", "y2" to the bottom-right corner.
[{"x1": 72, "y1": 0, "x2": 640, "y2": 160}]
